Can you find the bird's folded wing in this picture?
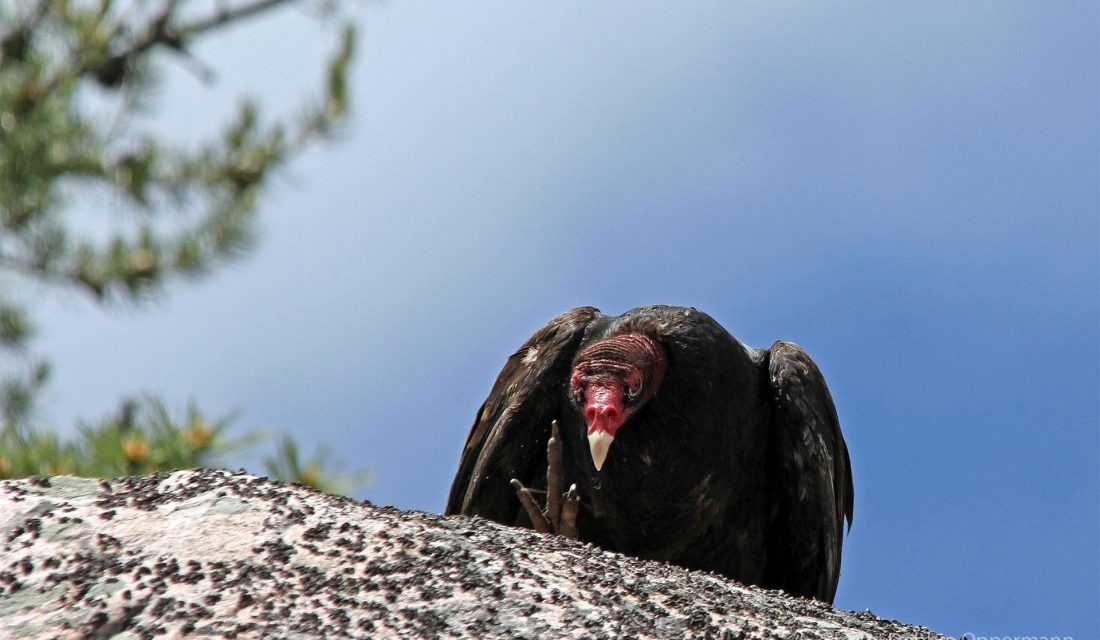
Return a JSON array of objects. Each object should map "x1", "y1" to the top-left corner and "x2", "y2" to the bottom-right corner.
[
  {"x1": 764, "y1": 341, "x2": 854, "y2": 603},
  {"x1": 445, "y1": 307, "x2": 600, "y2": 522}
]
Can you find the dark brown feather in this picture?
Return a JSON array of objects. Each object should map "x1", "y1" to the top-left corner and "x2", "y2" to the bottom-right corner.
[
  {"x1": 445, "y1": 306, "x2": 601, "y2": 521},
  {"x1": 446, "y1": 306, "x2": 854, "y2": 603},
  {"x1": 763, "y1": 341, "x2": 854, "y2": 603}
]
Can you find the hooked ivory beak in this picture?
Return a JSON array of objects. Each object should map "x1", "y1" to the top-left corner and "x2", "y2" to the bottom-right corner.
[{"x1": 588, "y1": 430, "x2": 615, "y2": 471}]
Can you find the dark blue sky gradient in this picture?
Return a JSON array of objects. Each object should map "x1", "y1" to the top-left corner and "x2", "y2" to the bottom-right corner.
[{"x1": 36, "y1": 2, "x2": 1097, "y2": 637}]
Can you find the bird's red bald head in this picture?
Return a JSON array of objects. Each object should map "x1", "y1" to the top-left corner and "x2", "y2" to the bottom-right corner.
[{"x1": 570, "y1": 334, "x2": 667, "y2": 469}]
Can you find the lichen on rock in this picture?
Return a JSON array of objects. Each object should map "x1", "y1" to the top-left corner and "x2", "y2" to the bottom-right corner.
[{"x1": 0, "y1": 469, "x2": 945, "y2": 639}]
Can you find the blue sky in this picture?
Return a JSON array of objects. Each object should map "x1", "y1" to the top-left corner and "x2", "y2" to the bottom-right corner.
[{"x1": 33, "y1": 2, "x2": 1098, "y2": 637}]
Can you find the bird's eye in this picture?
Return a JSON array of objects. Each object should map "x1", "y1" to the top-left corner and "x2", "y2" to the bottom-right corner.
[
  {"x1": 570, "y1": 371, "x2": 585, "y2": 399},
  {"x1": 627, "y1": 381, "x2": 643, "y2": 400}
]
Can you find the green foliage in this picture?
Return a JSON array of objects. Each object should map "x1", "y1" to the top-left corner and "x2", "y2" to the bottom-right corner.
[
  {"x1": 0, "y1": 394, "x2": 363, "y2": 495},
  {"x1": 264, "y1": 435, "x2": 373, "y2": 497},
  {"x1": 0, "y1": 395, "x2": 227, "y2": 478},
  {"x1": 0, "y1": 0, "x2": 357, "y2": 299},
  {"x1": 0, "y1": 0, "x2": 365, "y2": 494}
]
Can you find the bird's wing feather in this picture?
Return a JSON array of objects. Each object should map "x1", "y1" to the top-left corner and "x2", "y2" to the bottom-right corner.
[
  {"x1": 445, "y1": 306, "x2": 600, "y2": 522},
  {"x1": 764, "y1": 341, "x2": 854, "y2": 603}
]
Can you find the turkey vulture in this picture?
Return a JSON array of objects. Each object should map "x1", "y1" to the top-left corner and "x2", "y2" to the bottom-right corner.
[{"x1": 445, "y1": 305, "x2": 854, "y2": 603}]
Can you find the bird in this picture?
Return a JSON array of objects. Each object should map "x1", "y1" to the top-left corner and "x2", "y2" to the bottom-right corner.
[{"x1": 445, "y1": 305, "x2": 854, "y2": 603}]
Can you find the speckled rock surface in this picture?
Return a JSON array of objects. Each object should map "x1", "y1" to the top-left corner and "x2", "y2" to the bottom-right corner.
[{"x1": 1, "y1": 469, "x2": 945, "y2": 639}]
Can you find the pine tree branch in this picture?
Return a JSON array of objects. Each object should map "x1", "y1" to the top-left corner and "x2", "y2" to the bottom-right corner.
[
  {"x1": 183, "y1": 0, "x2": 299, "y2": 38},
  {"x1": 112, "y1": 0, "x2": 299, "y2": 63}
]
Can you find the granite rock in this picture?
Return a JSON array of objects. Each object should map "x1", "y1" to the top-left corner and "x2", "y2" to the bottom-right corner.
[{"x1": 0, "y1": 469, "x2": 945, "y2": 639}]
